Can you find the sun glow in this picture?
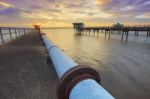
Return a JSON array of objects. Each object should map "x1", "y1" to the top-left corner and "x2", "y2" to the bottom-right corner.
[
  {"x1": 96, "y1": 0, "x2": 111, "y2": 5},
  {"x1": 0, "y1": 0, "x2": 149, "y2": 27}
]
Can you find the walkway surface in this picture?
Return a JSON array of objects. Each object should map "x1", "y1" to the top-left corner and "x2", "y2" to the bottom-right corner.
[{"x1": 0, "y1": 32, "x2": 58, "y2": 99}]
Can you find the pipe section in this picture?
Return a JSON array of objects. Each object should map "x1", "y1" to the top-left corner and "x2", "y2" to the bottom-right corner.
[{"x1": 41, "y1": 33, "x2": 115, "y2": 99}]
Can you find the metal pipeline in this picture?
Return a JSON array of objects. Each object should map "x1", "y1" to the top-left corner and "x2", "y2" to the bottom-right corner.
[{"x1": 41, "y1": 33, "x2": 115, "y2": 99}]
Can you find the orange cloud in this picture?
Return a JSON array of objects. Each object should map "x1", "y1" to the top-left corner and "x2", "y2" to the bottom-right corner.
[
  {"x1": 0, "y1": 1, "x2": 14, "y2": 8},
  {"x1": 96, "y1": 0, "x2": 112, "y2": 5}
]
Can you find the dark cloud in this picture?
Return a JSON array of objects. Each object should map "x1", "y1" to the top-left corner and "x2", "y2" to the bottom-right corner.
[
  {"x1": 100, "y1": 0, "x2": 150, "y2": 14},
  {"x1": 0, "y1": 7, "x2": 16, "y2": 15}
]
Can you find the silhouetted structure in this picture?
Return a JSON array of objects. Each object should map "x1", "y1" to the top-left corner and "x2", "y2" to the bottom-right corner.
[
  {"x1": 73, "y1": 23, "x2": 84, "y2": 29},
  {"x1": 73, "y1": 22, "x2": 150, "y2": 41},
  {"x1": 113, "y1": 22, "x2": 124, "y2": 30},
  {"x1": 72, "y1": 23, "x2": 84, "y2": 34}
]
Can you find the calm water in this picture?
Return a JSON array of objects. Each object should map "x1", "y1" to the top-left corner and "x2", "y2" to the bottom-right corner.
[{"x1": 42, "y1": 29, "x2": 150, "y2": 99}]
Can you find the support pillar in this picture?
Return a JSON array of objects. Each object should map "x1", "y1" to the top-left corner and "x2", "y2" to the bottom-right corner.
[
  {"x1": 121, "y1": 31, "x2": 124, "y2": 40},
  {"x1": 109, "y1": 31, "x2": 110, "y2": 39},
  {"x1": 105, "y1": 31, "x2": 107, "y2": 38},
  {"x1": 125, "y1": 32, "x2": 129, "y2": 41}
]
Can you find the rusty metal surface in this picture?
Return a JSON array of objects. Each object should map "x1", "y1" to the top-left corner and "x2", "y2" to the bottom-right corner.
[{"x1": 57, "y1": 65, "x2": 100, "y2": 99}]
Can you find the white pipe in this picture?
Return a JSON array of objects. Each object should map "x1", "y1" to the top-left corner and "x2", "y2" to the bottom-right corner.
[{"x1": 42, "y1": 33, "x2": 115, "y2": 99}]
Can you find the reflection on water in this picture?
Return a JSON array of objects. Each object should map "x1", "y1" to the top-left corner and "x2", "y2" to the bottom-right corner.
[
  {"x1": 42, "y1": 29, "x2": 150, "y2": 99},
  {"x1": 42, "y1": 29, "x2": 110, "y2": 69}
]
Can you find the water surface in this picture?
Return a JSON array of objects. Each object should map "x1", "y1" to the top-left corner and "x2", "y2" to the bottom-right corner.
[{"x1": 42, "y1": 29, "x2": 150, "y2": 99}]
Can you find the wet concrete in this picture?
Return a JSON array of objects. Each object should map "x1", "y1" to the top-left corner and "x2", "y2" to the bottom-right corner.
[{"x1": 0, "y1": 32, "x2": 58, "y2": 99}]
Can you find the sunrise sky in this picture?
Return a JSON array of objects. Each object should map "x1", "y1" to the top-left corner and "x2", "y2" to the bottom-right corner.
[{"x1": 0, "y1": 0, "x2": 150, "y2": 27}]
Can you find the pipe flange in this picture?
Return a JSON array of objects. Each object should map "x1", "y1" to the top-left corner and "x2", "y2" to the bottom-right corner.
[
  {"x1": 48, "y1": 46, "x2": 59, "y2": 52},
  {"x1": 57, "y1": 65, "x2": 100, "y2": 99}
]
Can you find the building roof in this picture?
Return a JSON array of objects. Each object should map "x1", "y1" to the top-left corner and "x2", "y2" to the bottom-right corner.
[
  {"x1": 72, "y1": 23, "x2": 84, "y2": 25},
  {"x1": 113, "y1": 22, "x2": 124, "y2": 28}
]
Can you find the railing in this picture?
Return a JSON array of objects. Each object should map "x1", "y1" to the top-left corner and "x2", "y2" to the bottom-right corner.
[
  {"x1": 41, "y1": 33, "x2": 115, "y2": 99},
  {"x1": 0, "y1": 27, "x2": 35, "y2": 44}
]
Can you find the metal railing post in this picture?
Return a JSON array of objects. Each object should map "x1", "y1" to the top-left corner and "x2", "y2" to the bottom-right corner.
[
  {"x1": 9, "y1": 28, "x2": 13, "y2": 40},
  {"x1": 22, "y1": 28, "x2": 24, "y2": 35},
  {"x1": 20, "y1": 28, "x2": 23, "y2": 36},
  {"x1": 15, "y1": 28, "x2": 17, "y2": 38},
  {"x1": 26, "y1": 29, "x2": 28, "y2": 33},
  {"x1": 28, "y1": 29, "x2": 30, "y2": 33},
  {"x1": 18, "y1": 28, "x2": 21, "y2": 36},
  {"x1": 21, "y1": 28, "x2": 23, "y2": 35},
  {"x1": 0, "y1": 28, "x2": 4, "y2": 43},
  {"x1": 41, "y1": 33, "x2": 115, "y2": 99},
  {"x1": 24, "y1": 28, "x2": 26, "y2": 35}
]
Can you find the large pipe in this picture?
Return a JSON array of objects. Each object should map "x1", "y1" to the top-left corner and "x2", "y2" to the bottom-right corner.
[{"x1": 41, "y1": 33, "x2": 115, "y2": 99}]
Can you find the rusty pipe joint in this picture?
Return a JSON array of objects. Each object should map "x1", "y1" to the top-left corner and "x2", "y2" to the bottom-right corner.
[{"x1": 57, "y1": 65, "x2": 101, "y2": 99}]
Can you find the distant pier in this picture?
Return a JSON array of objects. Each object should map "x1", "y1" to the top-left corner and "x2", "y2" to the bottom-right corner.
[{"x1": 73, "y1": 23, "x2": 150, "y2": 41}]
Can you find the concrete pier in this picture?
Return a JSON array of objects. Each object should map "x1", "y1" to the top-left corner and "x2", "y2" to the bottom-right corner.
[{"x1": 0, "y1": 32, "x2": 58, "y2": 99}]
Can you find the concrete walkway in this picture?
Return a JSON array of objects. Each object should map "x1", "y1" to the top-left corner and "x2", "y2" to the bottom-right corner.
[{"x1": 0, "y1": 32, "x2": 58, "y2": 99}]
